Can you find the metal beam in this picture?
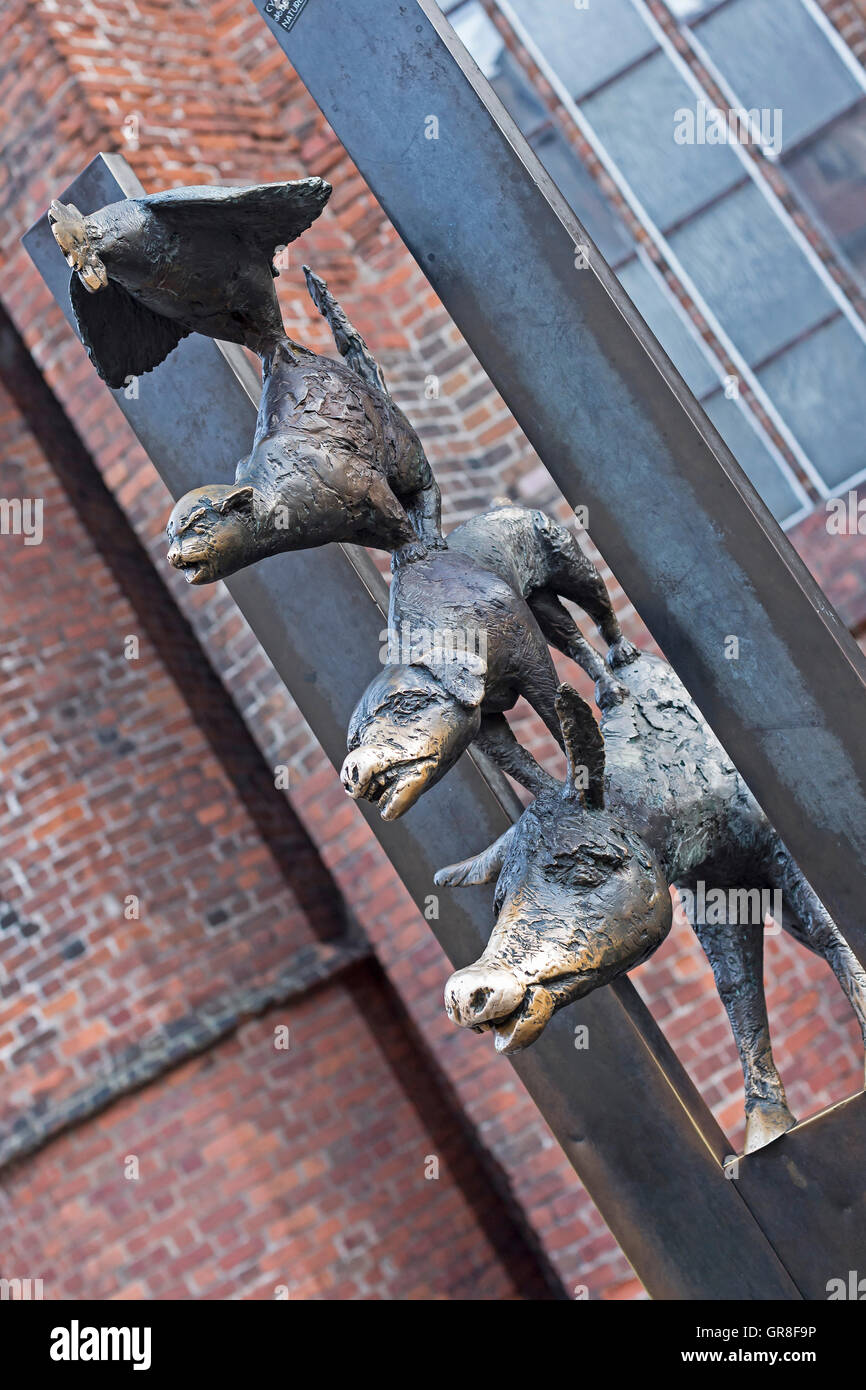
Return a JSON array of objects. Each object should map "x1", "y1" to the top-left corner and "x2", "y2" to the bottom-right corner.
[
  {"x1": 250, "y1": 0, "x2": 866, "y2": 970},
  {"x1": 23, "y1": 154, "x2": 801, "y2": 1299}
]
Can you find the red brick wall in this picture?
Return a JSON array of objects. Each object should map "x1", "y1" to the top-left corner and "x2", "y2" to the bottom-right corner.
[
  {"x1": 0, "y1": 978, "x2": 529, "y2": 1301},
  {"x1": 0, "y1": 374, "x2": 558, "y2": 1300},
  {"x1": 2, "y1": 0, "x2": 866, "y2": 1303}
]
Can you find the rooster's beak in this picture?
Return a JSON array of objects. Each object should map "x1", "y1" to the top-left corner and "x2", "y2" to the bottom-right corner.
[{"x1": 48, "y1": 200, "x2": 108, "y2": 292}]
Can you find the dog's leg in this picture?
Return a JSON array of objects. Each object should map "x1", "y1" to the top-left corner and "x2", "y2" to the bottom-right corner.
[
  {"x1": 534, "y1": 514, "x2": 638, "y2": 669},
  {"x1": 764, "y1": 839, "x2": 866, "y2": 1084},
  {"x1": 528, "y1": 589, "x2": 626, "y2": 710},
  {"x1": 689, "y1": 890, "x2": 796, "y2": 1153}
]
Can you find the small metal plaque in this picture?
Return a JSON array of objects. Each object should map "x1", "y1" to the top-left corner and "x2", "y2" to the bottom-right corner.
[{"x1": 264, "y1": 0, "x2": 311, "y2": 33}]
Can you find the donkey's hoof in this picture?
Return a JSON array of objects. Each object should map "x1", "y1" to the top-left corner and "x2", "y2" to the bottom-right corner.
[
  {"x1": 744, "y1": 1099, "x2": 797, "y2": 1154},
  {"x1": 607, "y1": 637, "x2": 640, "y2": 670}
]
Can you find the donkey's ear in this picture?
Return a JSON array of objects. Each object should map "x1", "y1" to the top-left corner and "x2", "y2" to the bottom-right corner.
[
  {"x1": 434, "y1": 825, "x2": 516, "y2": 887},
  {"x1": 555, "y1": 685, "x2": 605, "y2": 808}
]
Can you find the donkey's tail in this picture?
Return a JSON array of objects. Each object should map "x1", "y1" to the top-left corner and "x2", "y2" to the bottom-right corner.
[{"x1": 303, "y1": 265, "x2": 388, "y2": 396}]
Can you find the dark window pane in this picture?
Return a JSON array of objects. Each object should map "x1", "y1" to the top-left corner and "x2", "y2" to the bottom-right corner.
[
  {"x1": 616, "y1": 257, "x2": 721, "y2": 398},
  {"x1": 531, "y1": 127, "x2": 634, "y2": 265},
  {"x1": 694, "y1": 0, "x2": 861, "y2": 150},
  {"x1": 582, "y1": 50, "x2": 742, "y2": 230},
  {"x1": 702, "y1": 390, "x2": 805, "y2": 525},
  {"x1": 667, "y1": 181, "x2": 836, "y2": 364},
  {"x1": 785, "y1": 104, "x2": 866, "y2": 284},
  {"x1": 758, "y1": 316, "x2": 866, "y2": 492},
  {"x1": 449, "y1": 1, "x2": 548, "y2": 133},
  {"x1": 508, "y1": 0, "x2": 657, "y2": 99}
]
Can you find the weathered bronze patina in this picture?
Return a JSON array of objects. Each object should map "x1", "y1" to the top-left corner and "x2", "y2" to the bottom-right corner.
[
  {"x1": 341, "y1": 502, "x2": 635, "y2": 818},
  {"x1": 165, "y1": 286, "x2": 442, "y2": 580},
  {"x1": 48, "y1": 180, "x2": 331, "y2": 383},
  {"x1": 439, "y1": 649, "x2": 866, "y2": 1153},
  {"x1": 48, "y1": 177, "x2": 865, "y2": 1156}
]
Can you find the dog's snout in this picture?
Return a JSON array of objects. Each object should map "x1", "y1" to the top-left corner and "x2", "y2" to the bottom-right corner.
[{"x1": 445, "y1": 963, "x2": 524, "y2": 1028}]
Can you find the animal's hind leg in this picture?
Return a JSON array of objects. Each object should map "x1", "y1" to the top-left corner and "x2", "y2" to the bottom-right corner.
[
  {"x1": 405, "y1": 459, "x2": 445, "y2": 550},
  {"x1": 764, "y1": 840, "x2": 866, "y2": 1083},
  {"x1": 538, "y1": 517, "x2": 638, "y2": 670},
  {"x1": 690, "y1": 898, "x2": 796, "y2": 1153},
  {"x1": 528, "y1": 589, "x2": 626, "y2": 710}
]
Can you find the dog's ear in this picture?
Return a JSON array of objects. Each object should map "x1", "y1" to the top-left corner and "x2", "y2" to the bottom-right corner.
[
  {"x1": 217, "y1": 485, "x2": 255, "y2": 517},
  {"x1": 555, "y1": 685, "x2": 605, "y2": 808},
  {"x1": 423, "y1": 650, "x2": 487, "y2": 710}
]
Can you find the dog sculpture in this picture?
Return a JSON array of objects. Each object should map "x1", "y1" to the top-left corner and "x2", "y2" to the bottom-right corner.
[
  {"x1": 165, "y1": 269, "x2": 443, "y2": 581},
  {"x1": 341, "y1": 544, "x2": 565, "y2": 819},
  {"x1": 437, "y1": 651, "x2": 866, "y2": 1152},
  {"x1": 341, "y1": 502, "x2": 635, "y2": 818}
]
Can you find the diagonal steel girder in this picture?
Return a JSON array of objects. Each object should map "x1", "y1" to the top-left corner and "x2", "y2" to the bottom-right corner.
[
  {"x1": 251, "y1": 0, "x2": 866, "y2": 971},
  {"x1": 23, "y1": 153, "x2": 803, "y2": 1299}
]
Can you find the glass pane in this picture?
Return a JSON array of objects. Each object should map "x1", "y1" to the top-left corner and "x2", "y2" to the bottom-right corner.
[
  {"x1": 702, "y1": 390, "x2": 805, "y2": 524},
  {"x1": 667, "y1": 181, "x2": 836, "y2": 364},
  {"x1": 758, "y1": 316, "x2": 866, "y2": 492},
  {"x1": 531, "y1": 127, "x2": 634, "y2": 265},
  {"x1": 694, "y1": 0, "x2": 862, "y2": 150},
  {"x1": 581, "y1": 50, "x2": 743, "y2": 231},
  {"x1": 616, "y1": 258, "x2": 721, "y2": 398},
  {"x1": 449, "y1": 1, "x2": 547, "y2": 133},
  {"x1": 666, "y1": 0, "x2": 717, "y2": 17},
  {"x1": 508, "y1": 0, "x2": 657, "y2": 100},
  {"x1": 785, "y1": 104, "x2": 866, "y2": 284}
]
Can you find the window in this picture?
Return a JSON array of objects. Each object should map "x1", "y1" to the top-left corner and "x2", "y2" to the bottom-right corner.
[
  {"x1": 448, "y1": 1, "x2": 547, "y2": 132},
  {"x1": 616, "y1": 257, "x2": 721, "y2": 399},
  {"x1": 505, "y1": 0, "x2": 657, "y2": 100},
  {"x1": 666, "y1": 0, "x2": 718, "y2": 18},
  {"x1": 581, "y1": 50, "x2": 743, "y2": 231},
  {"x1": 531, "y1": 127, "x2": 634, "y2": 265},
  {"x1": 692, "y1": 0, "x2": 862, "y2": 150},
  {"x1": 702, "y1": 389, "x2": 808, "y2": 524},
  {"x1": 757, "y1": 316, "x2": 866, "y2": 492},
  {"x1": 667, "y1": 181, "x2": 836, "y2": 365},
  {"x1": 785, "y1": 103, "x2": 866, "y2": 284}
]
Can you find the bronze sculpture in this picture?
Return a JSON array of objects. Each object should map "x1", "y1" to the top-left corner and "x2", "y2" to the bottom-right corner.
[
  {"x1": 438, "y1": 650, "x2": 866, "y2": 1153},
  {"x1": 49, "y1": 180, "x2": 331, "y2": 385},
  {"x1": 341, "y1": 502, "x2": 635, "y2": 817},
  {"x1": 47, "y1": 176, "x2": 864, "y2": 1153},
  {"x1": 165, "y1": 272, "x2": 443, "y2": 582},
  {"x1": 435, "y1": 685, "x2": 672, "y2": 1055}
]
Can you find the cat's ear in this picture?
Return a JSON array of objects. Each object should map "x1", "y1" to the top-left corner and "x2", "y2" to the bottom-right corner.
[{"x1": 217, "y1": 485, "x2": 255, "y2": 516}]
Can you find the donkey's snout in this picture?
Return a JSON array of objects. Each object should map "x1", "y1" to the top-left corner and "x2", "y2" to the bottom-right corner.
[
  {"x1": 444, "y1": 963, "x2": 524, "y2": 1028},
  {"x1": 340, "y1": 746, "x2": 385, "y2": 799}
]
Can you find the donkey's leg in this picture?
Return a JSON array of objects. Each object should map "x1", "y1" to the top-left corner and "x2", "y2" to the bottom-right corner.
[
  {"x1": 517, "y1": 643, "x2": 567, "y2": 752},
  {"x1": 405, "y1": 455, "x2": 445, "y2": 549},
  {"x1": 528, "y1": 589, "x2": 626, "y2": 709},
  {"x1": 764, "y1": 840, "x2": 866, "y2": 1081},
  {"x1": 690, "y1": 895, "x2": 796, "y2": 1153}
]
